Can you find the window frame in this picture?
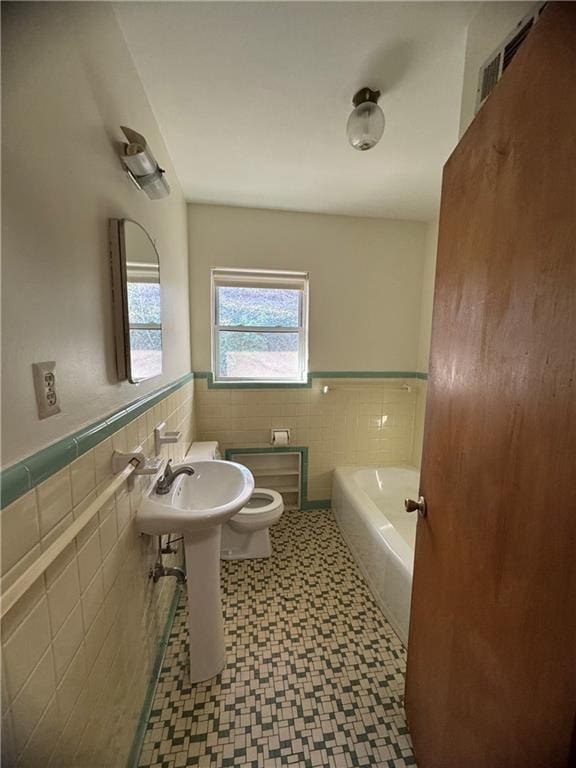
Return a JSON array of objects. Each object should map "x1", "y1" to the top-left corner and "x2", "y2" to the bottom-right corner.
[{"x1": 211, "y1": 268, "x2": 309, "y2": 384}]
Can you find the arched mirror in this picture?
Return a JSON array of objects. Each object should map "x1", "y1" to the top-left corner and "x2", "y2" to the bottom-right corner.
[{"x1": 109, "y1": 219, "x2": 163, "y2": 383}]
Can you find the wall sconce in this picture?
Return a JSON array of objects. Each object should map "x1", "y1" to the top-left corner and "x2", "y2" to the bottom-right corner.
[{"x1": 120, "y1": 126, "x2": 170, "y2": 200}]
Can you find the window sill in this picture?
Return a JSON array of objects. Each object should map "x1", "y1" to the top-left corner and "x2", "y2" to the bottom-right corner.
[{"x1": 206, "y1": 373, "x2": 311, "y2": 389}]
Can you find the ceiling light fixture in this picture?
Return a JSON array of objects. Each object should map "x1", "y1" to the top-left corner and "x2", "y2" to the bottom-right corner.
[{"x1": 346, "y1": 88, "x2": 385, "y2": 151}]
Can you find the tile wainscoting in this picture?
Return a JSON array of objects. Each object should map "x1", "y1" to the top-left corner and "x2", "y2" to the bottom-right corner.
[
  {"x1": 1, "y1": 371, "x2": 428, "y2": 768},
  {"x1": 1, "y1": 377, "x2": 196, "y2": 768},
  {"x1": 195, "y1": 376, "x2": 426, "y2": 503}
]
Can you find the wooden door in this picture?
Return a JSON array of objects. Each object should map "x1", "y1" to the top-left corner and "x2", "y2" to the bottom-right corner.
[{"x1": 405, "y1": 5, "x2": 576, "y2": 767}]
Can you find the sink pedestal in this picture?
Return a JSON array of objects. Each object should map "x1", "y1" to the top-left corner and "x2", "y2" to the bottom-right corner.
[
  {"x1": 184, "y1": 525, "x2": 225, "y2": 683},
  {"x1": 136, "y1": 460, "x2": 254, "y2": 683}
]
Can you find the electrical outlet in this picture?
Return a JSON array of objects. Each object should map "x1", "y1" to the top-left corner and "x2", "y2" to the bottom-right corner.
[{"x1": 32, "y1": 361, "x2": 61, "y2": 419}]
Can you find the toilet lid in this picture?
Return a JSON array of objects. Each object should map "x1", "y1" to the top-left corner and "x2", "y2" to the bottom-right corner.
[{"x1": 238, "y1": 488, "x2": 283, "y2": 515}]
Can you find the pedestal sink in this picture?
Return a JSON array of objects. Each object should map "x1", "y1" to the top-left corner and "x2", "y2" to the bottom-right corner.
[{"x1": 137, "y1": 460, "x2": 254, "y2": 682}]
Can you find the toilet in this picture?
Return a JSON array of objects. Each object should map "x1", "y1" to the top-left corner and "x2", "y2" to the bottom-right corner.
[
  {"x1": 185, "y1": 442, "x2": 284, "y2": 560},
  {"x1": 220, "y1": 487, "x2": 283, "y2": 560}
]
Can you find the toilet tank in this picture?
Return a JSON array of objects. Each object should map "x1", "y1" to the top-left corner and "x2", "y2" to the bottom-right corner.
[{"x1": 185, "y1": 441, "x2": 221, "y2": 461}]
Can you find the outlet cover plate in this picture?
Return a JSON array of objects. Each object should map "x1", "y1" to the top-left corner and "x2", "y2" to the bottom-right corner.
[{"x1": 32, "y1": 361, "x2": 61, "y2": 419}]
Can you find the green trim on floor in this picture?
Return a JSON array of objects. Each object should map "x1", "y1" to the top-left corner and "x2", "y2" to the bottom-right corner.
[
  {"x1": 301, "y1": 499, "x2": 331, "y2": 510},
  {"x1": 126, "y1": 584, "x2": 182, "y2": 768}
]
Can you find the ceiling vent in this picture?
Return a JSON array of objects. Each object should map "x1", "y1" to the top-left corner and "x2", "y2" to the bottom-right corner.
[{"x1": 475, "y1": 3, "x2": 546, "y2": 114}]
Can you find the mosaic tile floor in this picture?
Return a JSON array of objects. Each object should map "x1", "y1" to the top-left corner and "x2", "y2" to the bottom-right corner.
[{"x1": 138, "y1": 510, "x2": 415, "y2": 768}]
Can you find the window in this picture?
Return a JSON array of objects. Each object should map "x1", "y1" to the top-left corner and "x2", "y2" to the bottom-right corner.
[{"x1": 212, "y1": 268, "x2": 309, "y2": 383}]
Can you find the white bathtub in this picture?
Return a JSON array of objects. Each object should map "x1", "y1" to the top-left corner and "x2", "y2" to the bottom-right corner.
[{"x1": 332, "y1": 466, "x2": 420, "y2": 645}]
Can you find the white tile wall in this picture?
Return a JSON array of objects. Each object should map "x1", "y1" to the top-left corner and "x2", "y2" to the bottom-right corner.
[
  {"x1": 17, "y1": 693, "x2": 61, "y2": 768},
  {"x1": 11, "y1": 649, "x2": 56, "y2": 756},
  {"x1": 1, "y1": 374, "x2": 424, "y2": 766},
  {"x1": 70, "y1": 452, "x2": 96, "y2": 508},
  {"x1": 196, "y1": 377, "x2": 423, "y2": 501},
  {"x1": 36, "y1": 469, "x2": 73, "y2": 539},
  {"x1": 94, "y1": 439, "x2": 114, "y2": 486},
  {"x1": 3, "y1": 598, "x2": 52, "y2": 701},
  {"x1": 46, "y1": 548, "x2": 80, "y2": 636},
  {"x1": 0, "y1": 379, "x2": 196, "y2": 767},
  {"x1": 52, "y1": 602, "x2": 84, "y2": 681},
  {"x1": 1, "y1": 491, "x2": 40, "y2": 576}
]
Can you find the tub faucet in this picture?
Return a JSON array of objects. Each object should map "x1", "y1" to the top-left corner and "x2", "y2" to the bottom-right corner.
[{"x1": 155, "y1": 459, "x2": 195, "y2": 495}]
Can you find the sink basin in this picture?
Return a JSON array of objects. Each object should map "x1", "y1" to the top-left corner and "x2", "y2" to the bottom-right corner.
[
  {"x1": 137, "y1": 460, "x2": 254, "y2": 534},
  {"x1": 136, "y1": 459, "x2": 254, "y2": 683}
]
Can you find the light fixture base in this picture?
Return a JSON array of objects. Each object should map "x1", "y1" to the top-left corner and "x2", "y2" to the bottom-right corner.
[{"x1": 352, "y1": 87, "x2": 381, "y2": 108}]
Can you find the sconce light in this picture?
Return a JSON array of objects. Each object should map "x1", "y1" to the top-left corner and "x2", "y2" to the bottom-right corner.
[
  {"x1": 120, "y1": 126, "x2": 170, "y2": 200},
  {"x1": 346, "y1": 88, "x2": 385, "y2": 151}
]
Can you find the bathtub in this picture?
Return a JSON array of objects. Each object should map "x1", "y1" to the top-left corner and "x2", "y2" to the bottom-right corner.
[{"x1": 332, "y1": 466, "x2": 420, "y2": 645}]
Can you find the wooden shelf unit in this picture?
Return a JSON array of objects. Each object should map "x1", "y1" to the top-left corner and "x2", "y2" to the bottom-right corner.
[{"x1": 228, "y1": 451, "x2": 302, "y2": 510}]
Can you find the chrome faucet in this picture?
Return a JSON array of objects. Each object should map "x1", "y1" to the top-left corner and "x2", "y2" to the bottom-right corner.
[{"x1": 155, "y1": 459, "x2": 195, "y2": 495}]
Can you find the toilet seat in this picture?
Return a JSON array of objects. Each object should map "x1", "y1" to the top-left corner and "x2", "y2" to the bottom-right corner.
[{"x1": 228, "y1": 488, "x2": 284, "y2": 532}]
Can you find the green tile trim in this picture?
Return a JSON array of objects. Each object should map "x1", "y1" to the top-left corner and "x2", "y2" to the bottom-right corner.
[
  {"x1": 199, "y1": 371, "x2": 311, "y2": 389},
  {"x1": 301, "y1": 499, "x2": 331, "y2": 510},
  {"x1": 73, "y1": 419, "x2": 112, "y2": 455},
  {"x1": 126, "y1": 584, "x2": 181, "y2": 768},
  {"x1": 223, "y1": 446, "x2": 333, "y2": 511},
  {"x1": 0, "y1": 372, "x2": 194, "y2": 509},
  {"x1": 26, "y1": 437, "x2": 77, "y2": 487},
  {"x1": 311, "y1": 371, "x2": 421, "y2": 379},
  {"x1": 196, "y1": 371, "x2": 428, "y2": 388},
  {"x1": 0, "y1": 463, "x2": 32, "y2": 508}
]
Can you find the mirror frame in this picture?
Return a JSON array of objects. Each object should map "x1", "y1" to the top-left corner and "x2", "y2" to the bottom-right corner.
[{"x1": 109, "y1": 218, "x2": 163, "y2": 384}]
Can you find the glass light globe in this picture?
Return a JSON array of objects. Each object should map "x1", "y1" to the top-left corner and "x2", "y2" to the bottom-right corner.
[{"x1": 347, "y1": 100, "x2": 385, "y2": 151}]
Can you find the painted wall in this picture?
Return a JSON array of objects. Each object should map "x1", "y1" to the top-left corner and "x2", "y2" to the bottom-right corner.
[
  {"x1": 188, "y1": 204, "x2": 427, "y2": 374},
  {"x1": 416, "y1": 220, "x2": 439, "y2": 374},
  {"x1": 188, "y1": 203, "x2": 428, "y2": 494},
  {"x1": 411, "y1": 219, "x2": 438, "y2": 467},
  {"x1": 1, "y1": 1, "x2": 191, "y2": 468},
  {"x1": 459, "y1": 1, "x2": 535, "y2": 136}
]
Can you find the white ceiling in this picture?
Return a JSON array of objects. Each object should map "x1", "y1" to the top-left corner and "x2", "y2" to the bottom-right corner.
[{"x1": 115, "y1": 2, "x2": 478, "y2": 221}]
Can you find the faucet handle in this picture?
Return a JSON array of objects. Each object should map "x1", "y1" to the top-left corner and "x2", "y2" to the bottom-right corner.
[{"x1": 155, "y1": 459, "x2": 174, "y2": 495}]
